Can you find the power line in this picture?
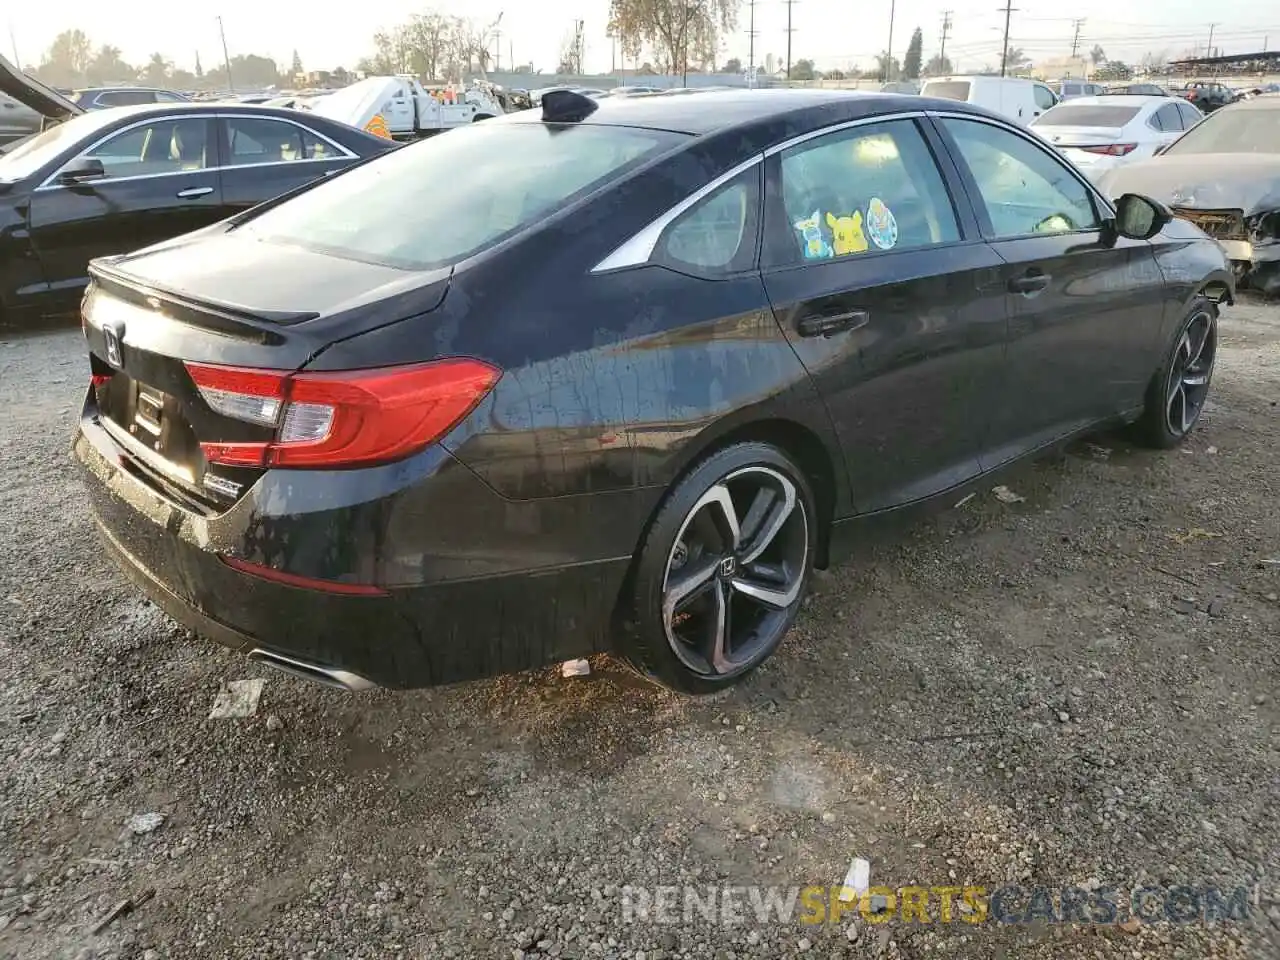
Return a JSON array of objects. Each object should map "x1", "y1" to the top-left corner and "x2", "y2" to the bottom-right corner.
[
  {"x1": 1070, "y1": 18, "x2": 1085, "y2": 58},
  {"x1": 885, "y1": 0, "x2": 897, "y2": 82},
  {"x1": 784, "y1": 0, "x2": 797, "y2": 80},
  {"x1": 997, "y1": 1, "x2": 1017, "y2": 76}
]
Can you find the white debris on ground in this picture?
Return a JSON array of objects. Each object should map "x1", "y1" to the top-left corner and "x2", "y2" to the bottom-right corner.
[
  {"x1": 560, "y1": 659, "x2": 591, "y2": 678},
  {"x1": 991, "y1": 484, "x2": 1026, "y2": 504},
  {"x1": 208, "y1": 678, "x2": 265, "y2": 719},
  {"x1": 837, "y1": 856, "x2": 871, "y2": 902},
  {"x1": 124, "y1": 812, "x2": 165, "y2": 835}
]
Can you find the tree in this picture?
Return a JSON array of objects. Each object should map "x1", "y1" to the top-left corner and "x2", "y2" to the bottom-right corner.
[
  {"x1": 143, "y1": 53, "x2": 171, "y2": 86},
  {"x1": 876, "y1": 52, "x2": 900, "y2": 82},
  {"x1": 84, "y1": 45, "x2": 132, "y2": 86},
  {"x1": 291, "y1": 49, "x2": 303, "y2": 75},
  {"x1": 720, "y1": 56, "x2": 741, "y2": 73},
  {"x1": 1089, "y1": 44, "x2": 1106, "y2": 66},
  {"x1": 790, "y1": 58, "x2": 816, "y2": 80},
  {"x1": 903, "y1": 27, "x2": 923, "y2": 80},
  {"x1": 924, "y1": 53, "x2": 953, "y2": 75},
  {"x1": 204, "y1": 53, "x2": 282, "y2": 90},
  {"x1": 1095, "y1": 59, "x2": 1132, "y2": 81},
  {"x1": 1002, "y1": 46, "x2": 1031, "y2": 72},
  {"x1": 35, "y1": 29, "x2": 93, "y2": 86},
  {"x1": 608, "y1": 0, "x2": 741, "y2": 76}
]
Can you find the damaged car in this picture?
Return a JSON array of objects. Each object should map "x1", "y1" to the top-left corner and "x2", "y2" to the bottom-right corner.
[
  {"x1": 1096, "y1": 96, "x2": 1280, "y2": 296},
  {"x1": 0, "y1": 54, "x2": 394, "y2": 325}
]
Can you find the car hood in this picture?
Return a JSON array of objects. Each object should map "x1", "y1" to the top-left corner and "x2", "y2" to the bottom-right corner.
[
  {"x1": 0, "y1": 52, "x2": 83, "y2": 121},
  {"x1": 1097, "y1": 153, "x2": 1280, "y2": 214}
]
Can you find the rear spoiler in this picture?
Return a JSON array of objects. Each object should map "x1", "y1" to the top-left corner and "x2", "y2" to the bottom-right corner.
[{"x1": 0, "y1": 52, "x2": 83, "y2": 125}]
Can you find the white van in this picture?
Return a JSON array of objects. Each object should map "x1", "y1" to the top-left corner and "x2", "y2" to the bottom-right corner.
[{"x1": 919, "y1": 75, "x2": 1059, "y2": 126}]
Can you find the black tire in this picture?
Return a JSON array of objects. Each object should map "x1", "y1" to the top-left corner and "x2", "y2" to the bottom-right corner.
[
  {"x1": 473, "y1": 113, "x2": 495, "y2": 122},
  {"x1": 1132, "y1": 295, "x2": 1219, "y2": 449},
  {"x1": 619, "y1": 441, "x2": 816, "y2": 695}
]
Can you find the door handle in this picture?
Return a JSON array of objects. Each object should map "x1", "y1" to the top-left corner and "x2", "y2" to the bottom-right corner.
[
  {"x1": 1007, "y1": 272, "x2": 1051, "y2": 295},
  {"x1": 176, "y1": 186, "x2": 213, "y2": 199},
  {"x1": 795, "y1": 310, "x2": 869, "y2": 338}
]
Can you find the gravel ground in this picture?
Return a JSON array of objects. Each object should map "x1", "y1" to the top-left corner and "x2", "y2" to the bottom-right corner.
[{"x1": 1, "y1": 300, "x2": 1278, "y2": 960}]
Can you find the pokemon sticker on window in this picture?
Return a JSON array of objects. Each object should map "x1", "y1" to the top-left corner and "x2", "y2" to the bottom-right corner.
[
  {"x1": 794, "y1": 209, "x2": 833, "y2": 260},
  {"x1": 826, "y1": 211, "x2": 868, "y2": 256},
  {"x1": 865, "y1": 197, "x2": 899, "y2": 250}
]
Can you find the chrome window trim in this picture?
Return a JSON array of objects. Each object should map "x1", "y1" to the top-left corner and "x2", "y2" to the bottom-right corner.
[
  {"x1": 926, "y1": 108, "x2": 1117, "y2": 216},
  {"x1": 220, "y1": 111, "x2": 357, "y2": 163},
  {"x1": 36, "y1": 111, "x2": 355, "y2": 191},
  {"x1": 591, "y1": 110, "x2": 927, "y2": 274}
]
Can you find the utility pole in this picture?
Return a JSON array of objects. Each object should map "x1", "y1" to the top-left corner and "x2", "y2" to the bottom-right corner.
[
  {"x1": 217, "y1": 16, "x2": 234, "y2": 92},
  {"x1": 1206, "y1": 23, "x2": 1217, "y2": 58},
  {"x1": 997, "y1": 2, "x2": 1017, "y2": 77},
  {"x1": 885, "y1": 0, "x2": 896, "y2": 83},
  {"x1": 748, "y1": 0, "x2": 758, "y2": 85},
  {"x1": 7, "y1": 21, "x2": 19, "y2": 67},
  {"x1": 784, "y1": 0, "x2": 797, "y2": 81},
  {"x1": 939, "y1": 11, "x2": 952, "y2": 71},
  {"x1": 493, "y1": 12, "x2": 504, "y2": 71},
  {"x1": 1070, "y1": 18, "x2": 1085, "y2": 59}
]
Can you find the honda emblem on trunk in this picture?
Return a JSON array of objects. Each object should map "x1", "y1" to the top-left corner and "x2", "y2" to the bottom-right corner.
[{"x1": 102, "y1": 320, "x2": 124, "y2": 368}]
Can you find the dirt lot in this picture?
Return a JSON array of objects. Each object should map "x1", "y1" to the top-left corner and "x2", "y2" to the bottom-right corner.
[{"x1": 1, "y1": 301, "x2": 1278, "y2": 960}]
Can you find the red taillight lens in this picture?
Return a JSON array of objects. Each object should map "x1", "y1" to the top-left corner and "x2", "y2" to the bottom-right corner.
[
  {"x1": 1081, "y1": 142, "x2": 1137, "y2": 156},
  {"x1": 185, "y1": 359, "x2": 501, "y2": 469}
]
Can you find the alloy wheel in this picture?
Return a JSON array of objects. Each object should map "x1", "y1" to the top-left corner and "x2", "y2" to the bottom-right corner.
[
  {"x1": 1165, "y1": 311, "x2": 1217, "y2": 438},
  {"x1": 661, "y1": 466, "x2": 809, "y2": 677}
]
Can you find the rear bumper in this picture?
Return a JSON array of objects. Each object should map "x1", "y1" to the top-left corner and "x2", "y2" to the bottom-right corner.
[{"x1": 73, "y1": 401, "x2": 639, "y2": 689}]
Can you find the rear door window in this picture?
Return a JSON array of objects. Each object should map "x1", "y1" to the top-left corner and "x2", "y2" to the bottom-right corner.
[
  {"x1": 237, "y1": 121, "x2": 685, "y2": 270},
  {"x1": 225, "y1": 116, "x2": 322, "y2": 164},
  {"x1": 1152, "y1": 104, "x2": 1183, "y2": 131},
  {"x1": 96, "y1": 90, "x2": 158, "y2": 107},
  {"x1": 771, "y1": 118, "x2": 960, "y2": 265}
]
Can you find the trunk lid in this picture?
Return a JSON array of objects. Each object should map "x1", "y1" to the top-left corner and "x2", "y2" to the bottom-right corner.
[
  {"x1": 83, "y1": 237, "x2": 451, "y2": 513},
  {"x1": 0, "y1": 52, "x2": 83, "y2": 123},
  {"x1": 1040, "y1": 125, "x2": 1125, "y2": 148}
]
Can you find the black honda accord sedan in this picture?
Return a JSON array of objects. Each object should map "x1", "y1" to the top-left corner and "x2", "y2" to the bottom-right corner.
[
  {"x1": 73, "y1": 89, "x2": 1233, "y2": 694},
  {"x1": 0, "y1": 101, "x2": 393, "y2": 325}
]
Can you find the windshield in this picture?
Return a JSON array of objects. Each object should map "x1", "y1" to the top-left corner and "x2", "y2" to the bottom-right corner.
[
  {"x1": 237, "y1": 121, "x2": 686, "y2": 270},
  {"x1": 0, "y1": 111, "x2": 120, "y2": 183},
  {"x1": 1032, "y1": 105, "x2": 1140, "y2": 127},
  {"x1": 1165, "y1": 106, "x2": 1280, "y2": 156},
  {"x1": 922, "y1": 81, "x2": 971, "y2": 101}
]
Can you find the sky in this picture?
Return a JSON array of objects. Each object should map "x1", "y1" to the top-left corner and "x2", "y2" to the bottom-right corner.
[{"x1": 8, "y1": 0, "x2": 1280, "y2": 78}]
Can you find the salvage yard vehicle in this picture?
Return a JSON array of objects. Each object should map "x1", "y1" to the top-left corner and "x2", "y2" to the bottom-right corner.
[
  {"x1": 1096, "y1": 96, "x2": 1280, "y2": 295},
  {"x1": 1177, "y1": 80, "x2": 1237, "y2": 112},
  {"x1": 69, "y1": 86, "x2": 192, "y2": 109},
  {"x1": 1031, "y1": 95, "x2": 1203, "y2": 179},
  {"x1": 0, "y1": 100, "x2": 394, "y2": 324},
  {"x1": 919, "y1": 75, "x2": 1059, "y2": 126},
  {"x1": 309, "y1": 76, "x2": 504, "y2": 141},
  {"x1": 0, "y1": 92, "x2": 41, "y2": 148},
  {"x1": 72, "y1": 89, "x2": 1233, "y2": 695}
]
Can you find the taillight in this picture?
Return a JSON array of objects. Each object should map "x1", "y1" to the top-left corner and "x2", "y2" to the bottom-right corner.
[
  {"x1": 185, "y1": 359, "x2": 501, "y2": 469},
  {"x1": 1081, "y1": 142, "x2": 1137, "y2": 156}
]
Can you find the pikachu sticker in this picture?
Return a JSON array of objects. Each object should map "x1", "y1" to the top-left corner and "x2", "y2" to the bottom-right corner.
[{"x1": 826, "y1": 211, "x2": 869, "y2": 256}]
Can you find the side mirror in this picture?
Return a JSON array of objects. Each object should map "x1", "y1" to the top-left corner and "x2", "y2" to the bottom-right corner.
[
  {"x1": 1114, "y1": 193, "x2": 1172, "y2": 241},
  {"x1": 57, "y1": 157, "x2": 105, "y2": 185}
]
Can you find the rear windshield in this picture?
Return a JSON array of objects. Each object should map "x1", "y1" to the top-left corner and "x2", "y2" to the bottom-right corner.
[
  {"x1": 1165, "y1": 106, "x2": 1280, "y2": 156},
  {"x1": 1032, "y1": 105, "x2": 1140, "y2": 127},
  {"x1": 922, "y1": 81, "x2": 971, "y2": 101},
  {"x1": 237, "y1": 122, "x2": 684, "y2": 270}
]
